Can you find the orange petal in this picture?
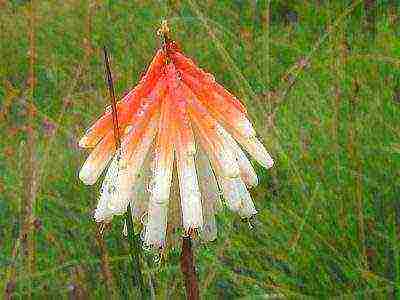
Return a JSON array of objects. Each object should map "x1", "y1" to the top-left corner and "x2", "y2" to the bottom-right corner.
[
  {"x1": 78, "y1": 104, "x2": 130, "y2": 148},
  {"x1": 79, "y1": 131, "x2": 116, "y2": 185},
  {"x1": 171, "y1": 49, "x2": 273, "y2": 170},
  {"x1": 167, "y1": 64, "x2": 196, "y2": 155},
  {"x1": 175, "y1": 128, "x2": 203, "y2": 232},
  {"x1": 121, "y1": 76, "x2": 167, "y2": 161},
  {"x1": 94, "y1": 114, "x2": 159, "y2": 222},
  {"x1": 219, "y1": 127, "x2": 258, "y2": 187},
  {"x1": 184, "y1": 85, "x2": 240, "y2": 179},
  {"x1": 170, "y1": 50, "x2": 247, "y2": 114},
  {"x1": 194, "y1": 129, "x2": 257, "y2": 218},
  {"x1": 181, "y1": 72, "x2": 255, "y2": 140},
  {"x1": 79, "y1": 49, "x2": 167, "y2": 148},
  {"x1": 144, "y1": 86, "x2": 175, "y2": 248},
  {"x1": 167, "y1": 71, "x2": 203, "y2": 232}
]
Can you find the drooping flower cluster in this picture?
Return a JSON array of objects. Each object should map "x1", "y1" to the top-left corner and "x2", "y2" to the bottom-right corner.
[{"x1": 78, "y1": 31, "x2": 273, "y2": 248}]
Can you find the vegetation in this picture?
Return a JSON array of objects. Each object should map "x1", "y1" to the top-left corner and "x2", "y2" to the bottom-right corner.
[{"x1": 0, "y1": 0, "x2": 399, "y2": 298}]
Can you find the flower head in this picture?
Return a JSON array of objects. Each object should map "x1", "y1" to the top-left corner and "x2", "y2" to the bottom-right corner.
[{"x1": 78, "y1": 26, "x2": 273, "y2": 248}]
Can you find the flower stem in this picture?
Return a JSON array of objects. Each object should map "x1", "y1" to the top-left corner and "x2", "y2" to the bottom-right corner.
[
  {"x1": 103, "y1": 46, "x2": 147, "y2": 298},
  {"x1": 125, "y1": 204, "x2": 147, "y2": 298},
  {"x1": 180, "y1": 236, "x2": 199, "y2": 300}
]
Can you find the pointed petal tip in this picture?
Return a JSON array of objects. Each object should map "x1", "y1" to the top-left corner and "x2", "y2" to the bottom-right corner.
[
  {"x1": 79, "y1": 166, "x2": 97, "y2": 185},
  {"x1": 242, "y1": 208, "x2": 257, "y2": 219},
  {"x1": 93, "y1": 211, "x2": 103, "y2": 222},
  {"x1": 93, "y1": 209, "x2": 111, "y2": 223},
  {"x1": 252, "y1": 138, "x2": 274, "y2": 169},
  {"x1": 257, "y1": 156, "x2": 274, "y2": 170},
  {"x1": 78, "y1": 136, "x2": 89, "y2": 148},
  {"x1": 265, "y1": 157, "x2": 274, "y2": 169},
  {"x1": 239, "y1": 199, "x2": 258, "y2": 218},
  {"x1": 242, "y1": 119, "x2": 256, "y2": 138},
  {"x1": 246, "y1": 176, "x2": 259, "y2": 188},
  {"x1": 106, "y1": 200, "x2": 129, "y2": 216}
]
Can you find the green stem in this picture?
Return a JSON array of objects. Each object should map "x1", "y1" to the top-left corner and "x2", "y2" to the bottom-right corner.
[{"x1": 124, "y1": 203, "x2": 147, "y2": 298}]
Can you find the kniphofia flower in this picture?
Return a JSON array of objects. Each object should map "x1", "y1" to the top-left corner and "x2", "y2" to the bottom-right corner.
[{"x1": 78, "y1": 24, "x2": 274, "y2": 248}]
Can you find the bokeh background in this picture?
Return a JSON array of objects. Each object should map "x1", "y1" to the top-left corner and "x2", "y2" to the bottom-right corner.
[{"x1": 1, "y1": 0, "x2": 399, "y2": 299}]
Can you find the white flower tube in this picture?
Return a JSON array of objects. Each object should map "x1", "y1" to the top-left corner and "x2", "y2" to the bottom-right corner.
[
  {"x1": 94, "y1": 114, "x2": 159, "y2": 222},
  {"x1": 144, "y1": 93, "x2": 174, "y2": 248}
]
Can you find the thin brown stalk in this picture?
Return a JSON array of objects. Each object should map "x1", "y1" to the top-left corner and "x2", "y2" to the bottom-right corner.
[
  {"x1": 4, "y1": 235, "x2": 22, "y2": 299},
  {"x1": 70, "y1": 265, "x2": 88, "y2": 300},
  {"x1": 363, "y1": 0, "x2": 376, "y2": 35},
  {"x1": 103, "y1": 47, "x2": 121, "y2": 149},
  {"x1": 180, "y1": 236, "x2": 199, "y2": 300},
  {"x1": 84, "y1": 1, "x2": 94, "y2": 58},
  {"x1": 0, "y1": 80, "x2": 18, "y2": 122},
  {"x1": 95, "y1": 224, "x2": 117, "y2": 298},
  {"x1": 356, "y1": 152, "x2": 366, "y2": 267},
  {"x1": 103, "y1": 46, "x2": 147, "y2": 298},
  {"x1": 3, "y1": 142, "x2": 39, "y2": 297},
  {"x1": 328, "y1": 4, "x2": 345, "y2": 229},
  {"x1": 19, "y1": 1, "x2": 38, "y2": 298},
  {"x1": 42, "y1": 228, "x2": 89, "y2": 298},
  {"x1": 349, "y1": 79, "x2": 367, "y2": 268},
  {"x1": 264, "y1": 0, "x2": 271, "y2": 98}
]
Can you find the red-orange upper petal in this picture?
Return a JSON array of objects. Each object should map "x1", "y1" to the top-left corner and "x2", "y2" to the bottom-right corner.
[
  {"x1": 79, "y1": 49, "x2": 167, "y2": 148},
  {"x1": 165, "y1": 64, "x2": 195, "y2": 155},
  {"x1": 121, "y1": 75, "x2": 167, "y2": 161},
  {"x1": 169, "y1": 50, "x2": 247, "y2": 114}
]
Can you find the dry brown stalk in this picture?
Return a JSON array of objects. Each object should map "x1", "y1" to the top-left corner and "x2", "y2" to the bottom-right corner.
[
  {"x1": 181, "y1": 236, "x2": 199, "y2": 300},
  {"x1": 19, "y1": 1, "x2": 39, "y2": 298},
  {"x1": 95, "y1": 224, "x2": 118, "y2": 298}
]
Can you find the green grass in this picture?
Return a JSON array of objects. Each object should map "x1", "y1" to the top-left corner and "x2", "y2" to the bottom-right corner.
[{"x1": 1, "y1": 0, "x2": 399, "y2": 299}]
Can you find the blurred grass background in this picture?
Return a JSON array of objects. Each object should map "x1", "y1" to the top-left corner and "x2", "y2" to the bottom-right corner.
[{"x1": 0, "y1": 0, "x2": 399, "y2": 299}]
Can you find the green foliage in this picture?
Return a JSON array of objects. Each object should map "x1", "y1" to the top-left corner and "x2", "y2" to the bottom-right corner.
[{"x1": 0, "y1": 0, "x2": 399, "y2": 298}]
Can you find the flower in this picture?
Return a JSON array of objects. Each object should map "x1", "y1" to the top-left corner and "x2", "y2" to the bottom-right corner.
[{"x1": 78, "y1": 26, "x2": 273, "y2": 248}]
